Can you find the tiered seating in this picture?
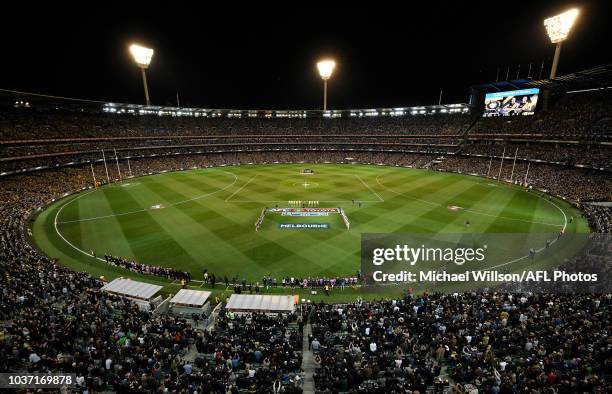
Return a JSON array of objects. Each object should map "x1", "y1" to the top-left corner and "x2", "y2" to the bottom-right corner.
[
  {"x1": 471, "y1": 89, "x2": 612, "y2": 139},
  {"x1": 0, "y1": 108, "x2": 472, "y2": 172},
  {"x1": 310, "y1": 293, "x2": 610, "y2": 393},
  {"x1": 193, "y1": 310, "x2": 304, "y2": 392}
]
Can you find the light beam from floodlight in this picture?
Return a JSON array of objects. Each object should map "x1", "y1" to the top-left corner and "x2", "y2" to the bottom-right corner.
[
  {"x1": 130, "y1": 44, "x2": 154, "y2": 106},
  {"x1": 544, "y1": 9, "x2": 579, "y2": 79},
  {"x1": 317, "y1": 60, "x2": 335, "y2": 111}
]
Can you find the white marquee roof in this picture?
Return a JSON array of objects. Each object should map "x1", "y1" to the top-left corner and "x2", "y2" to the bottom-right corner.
[
  {"x1": 226, "y1": 294, "x2": 295, "y2": 313},
  {"x1": 169, "y1": 289, "x2": 212, "y2": 307},
  {"x1": 101, "y1": 278, "x2": 162, "y2": 300}
]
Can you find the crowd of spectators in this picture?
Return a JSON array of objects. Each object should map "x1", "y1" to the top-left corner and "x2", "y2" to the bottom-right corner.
[
  {"x1": 0, "y1": 145, "x2": 456, "y2": 173},
  {"x1": 484, "y1": 233, "x2": 612, "y2": 294},
  {"x1": 471, "y1": 89, "x2": 612, "y2": 139},
  {"x1": 0, "y1": 125, "x2": 610, "y2": 392},
  {"x1": 5, "y1": 138, "x2": 612, "y2": 175},
  {"x1": 0, "y1": 106, "x2": 472, "y2": 172},
  {"x1": 310, "y1": 292, "x2": 610, "y2": 393},
  {"x1": 0, "y1": 168, "x2": 205, "y2": 391},
  {"x1": 0, "y1": 155, "x2": 305, "y2": 392},
  {"x1": 439, "y1": 155, "x2": 612, "y2": 203},
  {"x1": 584, "y1": 205, "x2": 612, "y2": 233},
  {"x1": 0, "y1": 108, "x2": 472, "y2": 140},
  {"x1": 462, "y1": 141, "x2": 611, "y2": 170},
  {"x1": 3, "y1": 89, "x2": 610, "y2": 177},
  {"x1": 192, "y1": 310, "x2": 304, "y2": 392},
  {"x1": 2, "y1": 135, "x2": 459, "y2": 159}
]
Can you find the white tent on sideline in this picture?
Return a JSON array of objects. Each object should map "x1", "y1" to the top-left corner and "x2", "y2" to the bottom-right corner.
[
  {"x1": 226, "y1": 294, "x2": 296, "y2": 314},
  {"x1": 101, "y1": 278, "x2": 163, "y2": 310},
  {"x1": 169, "y1": 289, "x2": 212, "y2": 315}
]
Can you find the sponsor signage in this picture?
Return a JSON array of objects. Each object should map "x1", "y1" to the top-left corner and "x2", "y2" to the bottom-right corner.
[{"x1": 278, "y1": 223, "x2": 330, "y2": 229}]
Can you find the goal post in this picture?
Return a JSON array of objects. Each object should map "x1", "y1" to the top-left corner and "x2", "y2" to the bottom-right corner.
[{"x1": 255, "y1": 208, "x2": 266, "y2": 231}]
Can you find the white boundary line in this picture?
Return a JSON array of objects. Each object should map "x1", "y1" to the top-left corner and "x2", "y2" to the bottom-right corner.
[
  {"x1": 375, "y1": 175, "x2": 565, "y2": 228},
  {"x1": 355, "y1": 175, "x2": 384, "y2": 202},
  {"x1": 374, "y1": 173, "x2": 570, "y2": 272},
  {"x1": 53, "y1": 171, "x2": 239, "y2": 262},
  {"x1": 57, "y1": 171, "x2": 238, "y2": 224},
  {"x1": 225, "y1": 175, "x2": 257, "y2": 202},
  {"x1": 51, "y1": 166, "x2": 570, "y2": 277},
  {"x1": 541, "y1": 197, "x2": 567, "y2": 233},
  {"x1": 472, "y1": 200, "x2": 567, "y2": 271},
  {"x1": 54, "y1": 190, "x2": 107, "y2": 263}
]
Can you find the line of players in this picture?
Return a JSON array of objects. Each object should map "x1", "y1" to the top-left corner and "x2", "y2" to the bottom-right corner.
[{"x1": 288, "y1": 200, "x2": 320, "y2": 207}]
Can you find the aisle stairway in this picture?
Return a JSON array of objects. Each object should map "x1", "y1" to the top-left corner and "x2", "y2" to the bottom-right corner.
[{"x1": 301, "y1": 321, "x2": 316, "y2": 393}]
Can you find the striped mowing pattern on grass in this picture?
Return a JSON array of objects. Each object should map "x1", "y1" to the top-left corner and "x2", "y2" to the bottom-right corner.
[{"x1": 33, "y1": 164, "x2": 589, "y2": 291}]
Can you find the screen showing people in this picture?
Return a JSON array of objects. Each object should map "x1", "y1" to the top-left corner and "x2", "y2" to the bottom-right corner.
[{"x1": 483, "y1": 88, "x2": 539, "y2": 117}]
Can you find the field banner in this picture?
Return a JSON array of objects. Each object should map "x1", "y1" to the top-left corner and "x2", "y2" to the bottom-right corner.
[
  {"x1": 282, "y1": 211, "x2": 329, "y2": 217},
  {"x1": 268, "y1": 208, "x2": 339, "y2": 214},
  {"x1": 279, "y1": 223, "x2": 330, "y2": 229},
  {"x1": 269, "y1": 207, "x2": 340, "y2": 217},
  {"x1": 361, "y1": 233, "x2": 610, "y2": 294}
]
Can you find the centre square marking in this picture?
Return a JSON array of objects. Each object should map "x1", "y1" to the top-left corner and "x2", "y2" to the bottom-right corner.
[{"x1": 292, "y1": 181, "x2": 320, "y2": 189}]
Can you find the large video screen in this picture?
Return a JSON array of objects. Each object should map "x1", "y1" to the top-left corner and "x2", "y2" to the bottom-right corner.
[{"x1": 483, "y1": 88, "x2": 539, "y2": 117}]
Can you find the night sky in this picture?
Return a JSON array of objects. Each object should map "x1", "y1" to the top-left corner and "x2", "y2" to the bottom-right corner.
[{"x1": 3, "y1": 1, "x2": 610, "y2": 109}]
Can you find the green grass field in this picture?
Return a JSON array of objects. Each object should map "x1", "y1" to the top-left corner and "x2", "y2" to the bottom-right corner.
[{"x1": 31, "y1": 163, "x2": 589, "y2": 299}]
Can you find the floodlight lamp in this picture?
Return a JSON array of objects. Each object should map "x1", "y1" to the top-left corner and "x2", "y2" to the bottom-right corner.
[
  {"x1": 317, "y1": 60, "x2": 336, "y2": 80},
  {"x1": 130, "y1": 44, "x2": 154, "y2": 68},
  {"x1": 544, "y1": 9, "x2": 579, "y2": 43}
]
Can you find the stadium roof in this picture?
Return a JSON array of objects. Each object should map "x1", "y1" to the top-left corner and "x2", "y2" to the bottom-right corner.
[
  {"x1": 101, "y1": 278, "x2": 162, "y2": 301},
  {"x1": 4, "y1": 64, "x2": 608, "y2": 117},
  {"x1": 226, "y1": 294, "x2": 295, "y2": 313},
  {"x1": 169, "y1": 289, "x2": 211, "y2": 307},
  {"x1": 525, "y1": 64, "x2": 612, "y2": 91},
  {"x1": 471, "y1": 64, "x2": 612, "y2": 94},
  {"x1": 0, "y1": 89, "x2": 470, "y2": 118}
]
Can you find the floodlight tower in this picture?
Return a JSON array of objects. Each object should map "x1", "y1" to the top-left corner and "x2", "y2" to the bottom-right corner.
[
  {"x1": 544, "y1": 9, "x2": 579, "y2": 79},
  {"x1": 317, "y1": 60, "x2": 336, "y2": 111},
  {"x1": 129, "y1": 44, "x2": 154, "y2": 106}
]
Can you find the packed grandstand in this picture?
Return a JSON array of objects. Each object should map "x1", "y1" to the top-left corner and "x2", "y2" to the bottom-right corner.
[{"x1": 1, "y1": 68, "x2": 611, "y2": 393}]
